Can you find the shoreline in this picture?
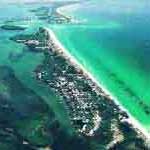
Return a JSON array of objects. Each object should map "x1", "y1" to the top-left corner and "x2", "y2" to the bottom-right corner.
[
  {"x1": 45, "y1": 27, "x2": 150, "y2": 141},
  {"x1": 56, "y1": 2, "x2": 81, "y2": 24}
]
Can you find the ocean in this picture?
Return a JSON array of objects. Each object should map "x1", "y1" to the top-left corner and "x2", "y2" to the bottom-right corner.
[{"x1": 51, "y1": 0, "x2": 150, "y2": 130}]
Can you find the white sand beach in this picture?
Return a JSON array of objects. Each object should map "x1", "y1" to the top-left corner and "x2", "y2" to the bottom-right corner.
[{"x1": 45, "y1": 27, "x2": 150, "y2": 141}]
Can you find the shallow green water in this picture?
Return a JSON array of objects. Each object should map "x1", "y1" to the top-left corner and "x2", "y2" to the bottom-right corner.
[
  {"x1": 0, "y1": 4, "x2": 71, "y2": 132},
  {"x1": 52, "y1": 1, "x2": 150, "y2": 130}
]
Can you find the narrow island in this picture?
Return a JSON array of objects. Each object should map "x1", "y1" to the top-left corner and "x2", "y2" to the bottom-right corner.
[{"x1": 10, "y1": 27, "x2": 149, "y2": 149}]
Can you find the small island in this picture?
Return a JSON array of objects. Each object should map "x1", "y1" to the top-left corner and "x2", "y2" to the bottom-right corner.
[
  {"x1": 1, "y1": 25, "x2": 27, "y2": 31},
  {"x1": 30, "y1": 5, "x2": 71, "y2": 24}
]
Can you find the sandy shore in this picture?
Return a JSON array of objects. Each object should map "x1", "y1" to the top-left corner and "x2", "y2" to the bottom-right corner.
[
  {"x1": 57, "y1": 1, "x2": 80, "y2": 15},
  {"x1": 56, "y1": 2, "x2": 83, "y2": 24},
  {"x1": 45, "y1": 27, "x2": 150, "y2": 141}
]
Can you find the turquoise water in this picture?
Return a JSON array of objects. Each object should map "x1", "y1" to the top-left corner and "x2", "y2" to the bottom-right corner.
[{"x1": 52, "y1": 1, "x2": 150, "y2": 130}]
